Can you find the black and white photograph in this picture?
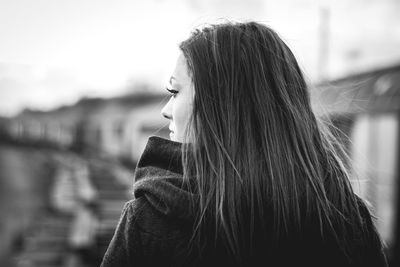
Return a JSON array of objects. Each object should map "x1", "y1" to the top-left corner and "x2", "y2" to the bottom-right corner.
[{"x1": 0, "y1": 0, "x2": 399, "y2": 266}]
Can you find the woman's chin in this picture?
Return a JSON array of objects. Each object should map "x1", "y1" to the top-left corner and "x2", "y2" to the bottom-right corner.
[{"x1": 169, "y1": 132, "x2": 175, "y2": 141}]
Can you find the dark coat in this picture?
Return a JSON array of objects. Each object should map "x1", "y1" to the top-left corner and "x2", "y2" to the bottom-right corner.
[{"x1": 100, "y1": 136, "x2": 388, "y2": 267}]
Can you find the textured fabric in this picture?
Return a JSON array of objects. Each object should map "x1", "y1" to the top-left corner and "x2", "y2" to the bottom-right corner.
[
  {"x1": 100, "y1": 135, "x2": 388, "y2": 267},
  {"x1": 100, "y1": 136, "x2": 197, "y2": 267}
]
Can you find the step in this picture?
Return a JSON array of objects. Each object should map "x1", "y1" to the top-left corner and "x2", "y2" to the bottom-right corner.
[{"x1": 16, "y1": 251, "x2": 63, "y2": 265}]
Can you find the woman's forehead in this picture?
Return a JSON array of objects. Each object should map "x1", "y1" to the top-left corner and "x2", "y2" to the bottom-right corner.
[{"x1": 171, "y1": 53, "x2": 191, "y2": 86}]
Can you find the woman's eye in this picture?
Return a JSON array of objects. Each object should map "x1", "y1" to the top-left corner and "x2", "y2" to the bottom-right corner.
[{"x1": 166, "y1": 87, "x2": 178, "y2": 96}]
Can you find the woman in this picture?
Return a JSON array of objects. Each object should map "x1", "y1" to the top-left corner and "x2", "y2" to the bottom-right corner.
[{"x1": 100, "y1": 21, "x2": 388, "y2": 267}]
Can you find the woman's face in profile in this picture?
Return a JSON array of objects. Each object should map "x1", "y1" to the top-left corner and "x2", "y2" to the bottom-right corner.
[{"x1": 161, "y1": 53, "x2": 194, "y2": 143}]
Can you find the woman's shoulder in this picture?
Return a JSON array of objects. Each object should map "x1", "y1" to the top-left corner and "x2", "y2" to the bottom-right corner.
[
  {"x1": 101, "y1": 197, "x2": 190, "y2": 267},
  {"x1": 352, "y1": 195, "x2": 388, "y2": 267},
  {"x1": 117, "y1": 197, "x2": 192, "y2": 265},
  {"x1": 122, "y1": 196, "x2": 191, "y2": 240}
]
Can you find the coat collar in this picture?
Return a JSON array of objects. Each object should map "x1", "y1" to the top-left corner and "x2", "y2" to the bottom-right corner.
[
  {"x1": 132, "y1": 136, "x2": 197, "y2": 222},
  {"x1": 135, "y1": 135, "x2": 184, "y2": 178}
]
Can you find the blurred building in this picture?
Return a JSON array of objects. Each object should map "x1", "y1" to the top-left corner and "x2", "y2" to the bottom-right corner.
[
  {"x1": 313, "y1": 63, "x2": 400, "y2": 263},
  {"x1": 1, "y1": 92, "x2": 170, "y2": 165}
]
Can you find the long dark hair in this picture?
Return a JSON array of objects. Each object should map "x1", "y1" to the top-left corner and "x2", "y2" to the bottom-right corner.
[{"x1": 179, "y1": 21, "x2": 368, "y2": 264}]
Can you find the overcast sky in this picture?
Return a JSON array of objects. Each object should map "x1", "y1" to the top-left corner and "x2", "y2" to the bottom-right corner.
[{"x1": 0, "y1": 0, "x2": 399, "y2": 116}]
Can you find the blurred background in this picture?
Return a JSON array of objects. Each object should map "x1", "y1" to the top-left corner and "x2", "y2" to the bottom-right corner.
[{"x1": 0, "y1": 0, "x2": 399, "y2": 266}]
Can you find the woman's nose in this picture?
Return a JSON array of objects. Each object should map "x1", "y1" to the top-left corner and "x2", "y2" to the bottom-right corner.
[{"x1": 161, "y1": 97, "x2": 173, "y2": 120}]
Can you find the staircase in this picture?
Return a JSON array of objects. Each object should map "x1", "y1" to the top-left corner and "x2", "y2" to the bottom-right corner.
[
  {"x1": 12, "y1": 152, "x2": 134, "y2": 267},
  {"x1": 87, "y1": 159, "x2": 133, "y2": 260},
  {"x1": 14, "y1": 212, "x2": 73, "y2": 267}
]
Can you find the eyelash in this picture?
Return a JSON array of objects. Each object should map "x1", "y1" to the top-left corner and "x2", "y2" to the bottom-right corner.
[{"x1": 166, "y1": 87, "x2": 178, "y2": 96}]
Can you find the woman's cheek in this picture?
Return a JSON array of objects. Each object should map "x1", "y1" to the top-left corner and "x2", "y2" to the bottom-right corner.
[{"x1": 174, "y1": 99, "x2": 192, "y2": 141}]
